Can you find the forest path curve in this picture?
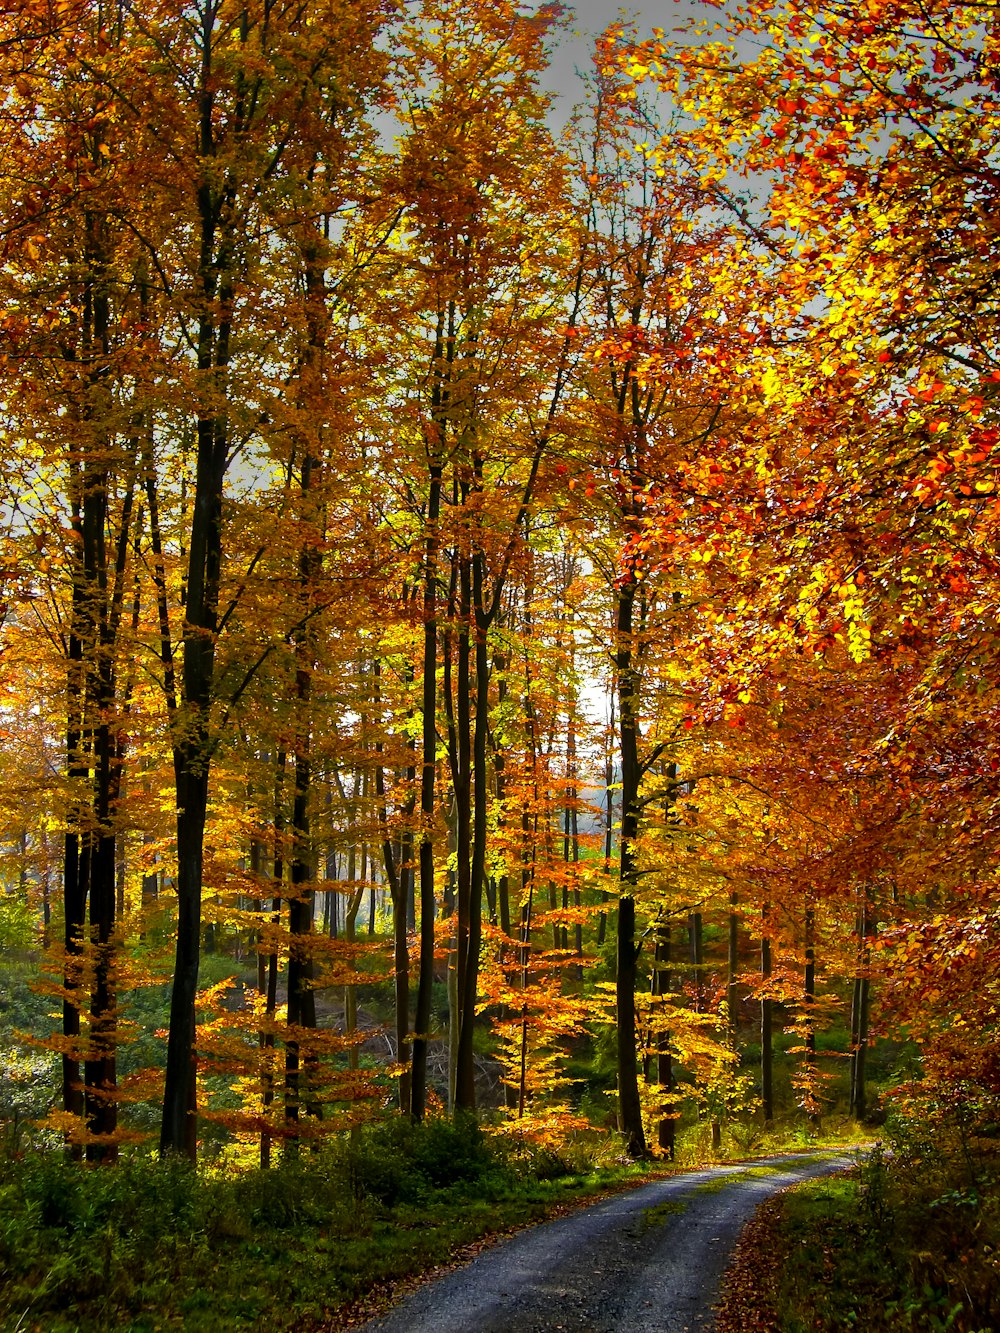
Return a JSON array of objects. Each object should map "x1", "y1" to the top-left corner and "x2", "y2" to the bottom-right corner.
[{"x1": 357, "y1": 1151, "x2": 855, "y2": 1333}]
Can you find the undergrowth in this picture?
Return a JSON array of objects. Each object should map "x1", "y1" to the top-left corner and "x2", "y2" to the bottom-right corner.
[
  {"x1": 0, "y1": 1109, "x2": 892, "y2": 1332},
  {"x1": 0, "y1": 1117, "x2": 652, "y2": 1333},
  {"x1": 763, "y1": 1114, "x2": 1000, "y2": 1332}
]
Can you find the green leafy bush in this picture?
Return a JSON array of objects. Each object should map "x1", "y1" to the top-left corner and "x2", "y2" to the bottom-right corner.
[{"x1": 345, "y1": 1111, "x2": 510, "y2": 1204}]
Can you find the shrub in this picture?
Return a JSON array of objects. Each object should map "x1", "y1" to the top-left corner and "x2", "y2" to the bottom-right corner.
[{"x1": 346, "y1": 1112, "x2": 509, "y2": 1205}]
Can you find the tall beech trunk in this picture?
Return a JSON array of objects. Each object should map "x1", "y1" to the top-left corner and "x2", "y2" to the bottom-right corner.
[
  {"x1": 492, "y1": 649, "x2": 512, "y2": 938},
  {"x1": 761, "y1": 907, "x2": 774, "y2": 1123},
  {"x1": 448, "y1": 536, "x2": 475, "y2": 1111},
  {"x1": 454, "y1": 548, "x2": 490, "y2": 1111},
  {"x1": 62, "y1": 565, "x2": 86, "y2": 1153},
  {"x1": 160, "y1": 18, "x2": 235, "y2": 1156},
  {"x1": 260, "y1": 752, "x2": 285, "y2": 1170},
  {"x1": 562, "y1": 699, "x2": 577, "y2": 959},
  {"x1": 411, "y1": 454, "x2": 442, "y2": 1121},
  {"x1": 285, "y1": 657, "x2": 318, "y2": 1142},
  {"x1": 374, "y1": 657, "x2": 413, "y2": 1115},
  {"x1": 345, "y1": 846, "x2": 365, "y2": 1074},
  {"x1": 517, "y1": 869, "x2": 535, "y2": 1118},
  {"x1": 285, "y1": 233, "x2": 326, "y2": 1144},
  {"x1": 850, "y1": 891, "x2": 874, "y2": 1121},
  {"x1": 597, "y1": 710, "x2": 614, "y2": 949},
  {"x1": 64, "y1": 206, "x2": 137, "y2": 1162},
  {"x1": 689, "y1": 910, "x2": 704, "y2": 1012},
  {"x1": 653, "y1": 916, "x2": 674, "y2": 1158},
  {"x1": 727, "y1": 893, "x2": 740, "y2": 1034},
  {"x1": 515, "y1": 595, "x2": 541, "y2": 1115},
  {"x1": 616, "y1": 575, "x2": 647, "y2": 1158},
  {"x1": 82, "y1": 219, "x2": 117, "y2": 1162},
  {"x1": 802, "y1": 902, "x2": 820, "y2": 1127}
]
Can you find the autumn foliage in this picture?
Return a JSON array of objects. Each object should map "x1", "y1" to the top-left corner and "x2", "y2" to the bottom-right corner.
[{"x1": 0, "y1": 0, "x2": 997, "y2": 1223}]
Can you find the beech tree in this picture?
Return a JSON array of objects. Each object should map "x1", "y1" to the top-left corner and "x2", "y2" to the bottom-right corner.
[{"x1": 4, "y1": 0, "x2": 1000, "y2": 1172}]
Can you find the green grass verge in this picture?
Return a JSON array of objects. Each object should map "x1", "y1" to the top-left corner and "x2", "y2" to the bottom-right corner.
[
  {"x1": 774, "y1": 1172, "x2": 903, "y2": 1331},
  {"x1": 767, "y1": 1133, "x2": 1000, "y2": 1333},
  {"x1": 0, "y1": 1123, "x2": 657, "y2": 1333}
]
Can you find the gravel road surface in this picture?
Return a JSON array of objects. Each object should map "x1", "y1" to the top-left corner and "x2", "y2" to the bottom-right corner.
[{"x1": 360, "y1": 1152, "x2": 855, "y2": 1333}]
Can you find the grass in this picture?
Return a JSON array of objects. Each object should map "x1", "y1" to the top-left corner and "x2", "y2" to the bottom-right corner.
[
  {"x1": 718, "y1": 1117, "x2": 1000, "y2": 1333},
  {"x1": 0, "y1": 1118, "x2": 660, "y2": 1333},
  {"x1": 775, "y1": 1172, "x2": 902, "y2": 1330}
]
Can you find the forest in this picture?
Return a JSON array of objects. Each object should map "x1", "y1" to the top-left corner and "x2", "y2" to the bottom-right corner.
[{"x1": 0, "y1": 0, "x2": 998, "y2": 1328}]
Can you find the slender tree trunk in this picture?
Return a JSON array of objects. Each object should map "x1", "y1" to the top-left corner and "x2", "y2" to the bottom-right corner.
[
  {"x1": 285, "y1": 293, "x2": 325, "y2": 1138},
  {"x1": 517, "y1": 871, "x2": 535, "y2": 1118},
  {"x1": 689, "y1": 910, "x2": 704, "y2": 1012},
  {"x1": 62, "y1": 536, "x2": 86, "y2": 1153},
  {"x1": 597, "y1": 704, "x2": 615, "y2": 949},
  {"x1": 850, "y1": 892, "x2": 873, "y2": 1121},
  {"x1": 411, "y1": 451, "x2": 442, "y2": 1120},
  {"x1": 450, "y1": 542, "x2": 475, "y2": 1111},
  {"x1": 161, "y1": 20, "x2": 235, "y2": 1155},
  {"x1": 260, "y1": 751, "x2": 285, "y2": 1171},
  {"x1": 727, "y1": 892, "x2": 739, "y2": 1034},
  {"x1": 803, "y1": 902, "x2": 820, "y2": 1128},
  {"x1": 491, "y1": 655, "x2": 512, "y2": 938},
  {"x1": 653, "y1": 917, "x2": 674, "y2": 1158},
  {"x1": 761, "y1": 907, "x2": 774, "y2": 1124},
  {"x1": 455, "y1": 550, "x2": 490, "y2": 1113},
  {"x1": 345, "y1": 860, "x2": 364, "y2": 1075},
  {"x1": 374, "y1": 657, "x2": 413, "y2": 1115},
  {"x1": 616, "y1": 578, "x2": 646, "y2": 1159}
]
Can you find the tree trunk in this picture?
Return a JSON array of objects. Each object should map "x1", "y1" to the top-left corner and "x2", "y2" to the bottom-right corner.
[
  {"x1": 689, "y1": 910, "x2": 704, "y2": 1012},
  {"x1": 803, "y1": 902, "x2": 820, "y2": 1128},
  {"x1": 455, "y1": 550, "x2": 490, "y2": 1113},
  {"x1": 160, "y1": 21, "x2": 234, "y2": 1156},
  {"x1": 727, "y1": 892, "x2": 739, "y2": 1034},
  {"x1": 597, "y1": 705, "x2": 615, "y2": 949},
  {"x1": 653, "y1": 917, "x2": 674, "y2": 1159},
  {"x1": 850, "y1": 892, "x2": 873, "y2": 1121},
  {"x1": 62, "y1": 582, "x2": 86, "y2": 1154},
  {"x1": 450, "y1": 541, "x2": 476, "y2": 1112},
  {"x1": 761, "y1": 910, "x2": 774, "y2": 1124},
  {"x1": 374, "y1": 658, "x2": 413, "y2": 1115},
  {"x1": 285, "y1": 349, "x2": 324, "y2": 1143},
  {"x1": 411, "y1": 451, "x2": 442, "y2": 1121},
  {"x1": 615, "y1": 578, "x2": 647, "y2": 1159},
  {"x1": 260, "y1": 752, "x2": 285, "y2": 1170}
]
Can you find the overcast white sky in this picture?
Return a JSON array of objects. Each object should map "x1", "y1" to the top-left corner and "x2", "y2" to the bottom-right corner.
[{"x1": 543, "y1": 0, "x2": 728, "y2": 115}]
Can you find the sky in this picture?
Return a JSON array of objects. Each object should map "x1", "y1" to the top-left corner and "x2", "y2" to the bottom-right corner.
[{"x1": 542, "y1": 0, "x2": 726, "y2": 115}]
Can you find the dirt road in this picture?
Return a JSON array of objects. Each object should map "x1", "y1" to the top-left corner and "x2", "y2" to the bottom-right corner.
[{"x1": 359, "y1": 1152, "x2": 854, "y2": 1333}]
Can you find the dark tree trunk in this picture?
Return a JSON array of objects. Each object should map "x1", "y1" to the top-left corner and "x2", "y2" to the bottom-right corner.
[
  {"x1": 802, "y1": 902, "x2": 820, "y2": 1127},
  {"x1": 850, "y1": 893, "x2": 873, "y2": 1121},
  {"x1": 761, "y1": 910, "x2": 774, "y2": 1124},
  {"x1": 450, "y1": 542, "x2": 475, "y2": 1112},
  {"x1": 62, "y1": 601, "x2": 86, "y2": 1154},
  {"x1": 517, "y1": 866, "x2": 535, "y2": 1119},
  {"x1": 374, "y1": 657, "x2": 413, "y2": 1116},
  {"x1": 260, "y1": 752, "x2": 285, "y2": 1170},
  {"x1": 616, "y1": 578, "x2": 647, "y2": 1159},
  {"x1": 491, "y1": 654, "x2": 511, "y2": 939},
  {"x1": 411, "y1": 456, "x2": 442, "y2": 1121},
  {"x1": 285, "y1": 693, "x2": 318, "y2": 1142},
  {"x1": 455, "y1": 549, "x2": 490, "y2": 1112},
  {"x1": 285, "y1": 234, "x2": 327, "y2": 1142},
  {"x1": 597, "y1": 706, "x2": 615, "y2": 949},
  {"x1": 161, "y1": 12, "x2": 235, "y2": 1156},
  {"x1": 653, "y1": 918, "x2": 674, "y2": 1159},
  {"x1": 727, "y1": 893, "x2": 739, "y2": 1034},
  {"x1": 689, "y1": 910, "x2": 704, "y2": 1012}
]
